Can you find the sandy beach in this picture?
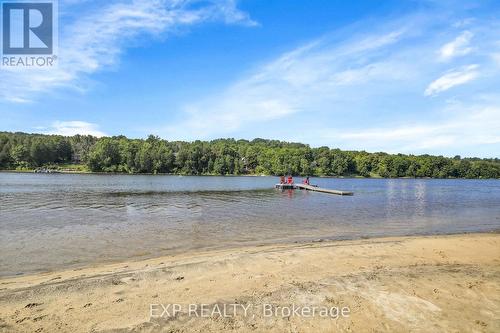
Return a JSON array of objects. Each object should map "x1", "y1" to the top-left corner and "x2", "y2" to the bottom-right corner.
[{"x1": 1, "y1": 233, "x2": 499, "y2": 332}]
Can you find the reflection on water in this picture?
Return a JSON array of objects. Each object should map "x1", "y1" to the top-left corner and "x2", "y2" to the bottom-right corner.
[{"x1": 1, "y1": 173, "x2": 499, "y2": 276}]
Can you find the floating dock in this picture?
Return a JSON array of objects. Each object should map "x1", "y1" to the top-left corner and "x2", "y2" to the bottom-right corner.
[{"x1": 275, "y1": 183, "x2": 354, "y2": 196}]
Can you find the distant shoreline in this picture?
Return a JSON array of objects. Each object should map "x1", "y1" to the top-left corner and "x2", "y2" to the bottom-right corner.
[
  {"x1": 1, "y1": 169, "x2": 499, "y2": 180},
  {"x1": 2, "y1": 132, "x2": 499, "y2": 179}
]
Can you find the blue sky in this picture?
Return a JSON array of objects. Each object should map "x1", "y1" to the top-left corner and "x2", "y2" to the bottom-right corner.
[{"x1": 1, "y1": 0, "x2": 499, "y2": 157}]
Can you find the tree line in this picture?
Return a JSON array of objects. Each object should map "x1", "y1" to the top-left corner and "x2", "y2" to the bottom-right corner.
[{"x1": 1, "y1": 131, "x2": 499, "y2": 178}]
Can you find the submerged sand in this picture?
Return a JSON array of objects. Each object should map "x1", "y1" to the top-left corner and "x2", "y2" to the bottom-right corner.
[{"x1": 1, "y1": 233, "x2": 499, "y2": 332}]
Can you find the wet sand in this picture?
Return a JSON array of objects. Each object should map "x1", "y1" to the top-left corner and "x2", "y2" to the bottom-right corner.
[{"x1": 1, "y1": 233, "x2": 499, "y2": 332}]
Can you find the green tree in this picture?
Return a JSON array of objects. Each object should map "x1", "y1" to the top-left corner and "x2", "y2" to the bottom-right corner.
[
  {"x1": 0, "y1": 131, "x2": 498, "y2": 179},
  {"x1": 87, "y1": 138, "x2": 121, "y2": 172}
]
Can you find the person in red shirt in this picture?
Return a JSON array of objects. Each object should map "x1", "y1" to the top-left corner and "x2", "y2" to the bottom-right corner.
[{"x1": 287, "y1": 175, "x2": 293, "y2": 184}]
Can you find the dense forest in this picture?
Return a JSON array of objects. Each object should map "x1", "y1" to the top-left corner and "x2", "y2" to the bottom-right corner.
[{"x1": 0, "y1": 131, "x2": 499, "y2": 178}]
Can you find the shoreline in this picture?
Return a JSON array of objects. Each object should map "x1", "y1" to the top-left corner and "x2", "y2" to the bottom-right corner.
[
  {"x1": 2, "y1": 231, "x2": 497, "y2": 282},
  {"x1": 2, "y1": 229, "x2": 499, "y2": 280},
  {"x1": 2, "y1": 169, "x2": 499, "y2": 179},
  {"x1": 1, "y1": 232, "x2": 499, "y2": 332}
]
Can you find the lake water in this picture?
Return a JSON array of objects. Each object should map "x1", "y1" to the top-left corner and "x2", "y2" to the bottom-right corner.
[{"x1": 1, "y1": 173, "x2": 499, "y2": 277}]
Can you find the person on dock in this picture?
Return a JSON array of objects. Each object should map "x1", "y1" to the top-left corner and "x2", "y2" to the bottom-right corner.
[
  {"x1": 303, "y1": 176, "x2": 310, "y2": 185},
  {"x1": 280, "y1": 175, "x2": 285, "y2": 184},
  {"x1": 287, "y1": 175, "x2": 293, "y2": 184}
]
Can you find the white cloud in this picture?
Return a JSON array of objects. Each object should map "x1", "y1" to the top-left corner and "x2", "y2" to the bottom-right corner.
[
  {"x1": 0, "y1": 0, "x2": 255, "y2": 103},
  {"x1": 492, "y1": 53, "x2": 500, "y2": 67},
  {"x1": 333, "y1": 105, "x2": 500, "y2": 154},
  {"x1": 43, "y1": 121, "x2": 107, "y2": 137},
  {"x1": 160, "y1": 11, "x2": 500, "y2": 157},
  {"x1": 210, "y1": 0, "x2": 258, "y2": 26},
  {"x1": 164, "y1": 26, "x2": 413, "y2": 138},
  {"x1": 439, "y1": 30, "x2": 473, "y2": 60},
  {"x1": 424, "y1": 64, "x2": 479, "y2": 96},
  {"x1": 452, "y1": 18, "x2": 475, "y2": 28}
]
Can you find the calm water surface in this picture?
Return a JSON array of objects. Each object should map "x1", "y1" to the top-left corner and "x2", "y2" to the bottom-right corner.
[{"x1": 1, "y1": 173, "x2": 499, "y2": 276}]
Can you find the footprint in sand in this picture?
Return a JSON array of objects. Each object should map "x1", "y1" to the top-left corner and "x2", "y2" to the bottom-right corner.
[
  {"x1": 25, "y1": 303, "x2": 43, "y2": 309},
  {"x1": 475, "y1": 320, "x2": 487, "y2": 327},
  {"x1": 33, "y1": 315, "x2": 47, "y2": 322},
  {"x1": 15, "y1": 317, "x2": 30, "y2": 323}
]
